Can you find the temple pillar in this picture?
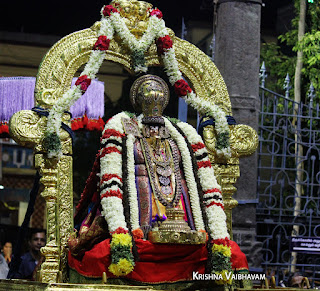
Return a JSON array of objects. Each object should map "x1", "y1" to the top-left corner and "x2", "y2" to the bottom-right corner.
[{"x1": 214, "y1": 0, "x2": 262, "y2": 269}]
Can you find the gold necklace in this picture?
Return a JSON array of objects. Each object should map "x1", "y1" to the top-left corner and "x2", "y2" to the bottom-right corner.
[{"x1": 140, "y1": 137, "x2": 182, "y2": 207}]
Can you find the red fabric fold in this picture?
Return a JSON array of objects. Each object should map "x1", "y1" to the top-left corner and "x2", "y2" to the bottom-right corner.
[{"x1": 68, "y1": 239, "x2": 248, "y2": 283}]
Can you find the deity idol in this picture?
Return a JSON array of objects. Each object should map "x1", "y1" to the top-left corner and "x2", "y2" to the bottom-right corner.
[{"x1": 68, "y1": 74, "x2": 248, "y2": 286}]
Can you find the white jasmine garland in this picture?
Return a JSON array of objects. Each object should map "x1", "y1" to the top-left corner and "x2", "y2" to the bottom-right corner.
[
  {"x1": 163, "y1": 118, "x2": 205, "y2": 231},
  {"x1": 99, "y1": 18, "x2": 114, "y2": 37},
  {"x1": 126, "y1": 134, "x2": 140, "y2": 231},
  {"x1": 46, "y1": 3, "x2": 231, "y2": 161},
  {"x1": 46, "y1": 12, "x2": 115, "y2": 158},
  {"x1": 198, "y1": 167, "x2": 220, "y2": 192},
  {"x1": 159, "y1": 41, "x2": 231, "y2": 159},
  {"x1": 108, "y1": 13, "x2": 164, "y2": 52},
  {"x1": 100, "y1": 112, "x2": 128, "y2": 233},
  {"x1": 101, "y1": 196, "x2": 128, "y2": 232},
  {"x1": 176, "y1": 121, "x2": 229, "y2": 240},
  {"x1": 101, "y1": 111, "x2": 127, "y2": 135},
  {"x1": 100, "y1": 147, "x2": 123, "y2": 180},
  {"x1": 99, "y1": 112, "x2": 229, "y2": 240},
  {"x1": 207, "y1": 205, "x2": 230, "y2": 240},
  {"x1": 82, "y1": 50, "x2": 106, "y2": 78},
  {"x1": 175, "y1": 122, "x2": 221, "y2": 192},
  {"x1": 162, "y1": 50, "x2": 182, "y2": 84}
]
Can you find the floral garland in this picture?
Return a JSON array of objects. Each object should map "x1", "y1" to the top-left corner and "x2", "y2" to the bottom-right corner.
[
  {"x1": 174, "y1": 121, "x2": 232, "y2": 284},
  {"x1": 100, "y1": 112, "x2": 232, "y2": 282},
  {"x1": 176, "y1": 121, "x2": 229, "y2": 240},
  {"x1": 163, "y1": 119, "x2": 205, "y2": 231},
  {"x1": 210, "y1": 238, "x2": 233, "y2": 285},
  {"x1": 99, "y1": 112, "x2": 137, "y2": 276},
  {"x1": 125, "y1": 133, "x2": 141, "y2": 232},
  {"x1": 45, "y1": 4, "x2": 231, "y2": 159},
  {"x1": 108, "y1": 232, "x2": 135, "y2": 276},
  {"x1": 100, "y1": 112, "x2": 128, "y2": 233}
]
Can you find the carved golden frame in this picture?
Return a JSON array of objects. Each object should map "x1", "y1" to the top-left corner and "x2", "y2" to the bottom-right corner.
[{"x1": 9, "y1": 12, "x2": 258, "y2": 285}]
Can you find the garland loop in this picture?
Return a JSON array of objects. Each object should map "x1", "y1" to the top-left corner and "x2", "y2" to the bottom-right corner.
[{"x1": 45, "y1": 3, "x2": 231, "y2": 159}]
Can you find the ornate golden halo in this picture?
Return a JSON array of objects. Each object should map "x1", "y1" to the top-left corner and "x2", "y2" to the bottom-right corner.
[{"x1": 130, "y1": 74, "x2": 170, "y2": 113}]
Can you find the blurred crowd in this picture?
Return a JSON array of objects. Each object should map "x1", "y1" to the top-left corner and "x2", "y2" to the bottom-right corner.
[{"x1": 0, "y1": 229, "x2": 46, "y2": 280}]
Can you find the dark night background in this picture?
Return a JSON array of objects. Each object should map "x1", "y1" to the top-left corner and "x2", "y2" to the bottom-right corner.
[{"x1": 0, "y1": 0, "x2": 293, "y2": 40}]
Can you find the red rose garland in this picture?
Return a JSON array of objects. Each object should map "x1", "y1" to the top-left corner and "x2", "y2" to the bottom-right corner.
[
  {"x1": 174, "y1": 79, "x2": 192, "y2": 97},
  {"x1": 102, "y1": 5, "x2": 119, "y2": 17},
  {"x1": 94, "y1": 35, "x2": 111, "y2": 51},
  {"x1": 111, "y1": 227, "x2": 129, "y2": 235},
  {"x1": 156, "y1": 35, "x2": 173, "y2": 54},
  {"x1": 150, "y1": 8, "x2": 163, "y2": 19},
  {"x1": 75, "y1": 75, "x2": 91, "y2": 91},
  {"x1": 212, "y1": 237, "x2": 231, "y2": 247}
]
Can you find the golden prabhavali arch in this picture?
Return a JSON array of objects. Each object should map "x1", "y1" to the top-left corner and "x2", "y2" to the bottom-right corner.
[{"x1": 6, "y1": 0, "x2": 258, "y2": 289}]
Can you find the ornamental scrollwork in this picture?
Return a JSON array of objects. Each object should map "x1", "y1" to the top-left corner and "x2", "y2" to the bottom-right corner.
[
  {"x1": 230, "y1": 124, "x2": 259, "y2": 158},
  {"x1": 9, "y1": 110, "x2": 46, "y2": 148}
]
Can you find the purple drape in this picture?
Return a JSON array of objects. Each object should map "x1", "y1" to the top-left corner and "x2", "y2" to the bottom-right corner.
[{"x1": 0, "y1": 76, "x2": 105, "y2": 122}]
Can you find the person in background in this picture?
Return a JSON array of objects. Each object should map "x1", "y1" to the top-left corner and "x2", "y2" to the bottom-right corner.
[
  {"x1": 0, "y1": 242, "x2": 9, "y2": 279},
  {"x1": 2, "y1": 241, "x2": 12, "y2": 265},
  {"x1": 11, "y1": 230, "x2": 46, "y2": 280}
]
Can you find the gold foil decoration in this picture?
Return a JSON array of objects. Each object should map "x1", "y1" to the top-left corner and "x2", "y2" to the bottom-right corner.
[{"x1": 148, "y1": 208, "x2": 207, "y2": 244}]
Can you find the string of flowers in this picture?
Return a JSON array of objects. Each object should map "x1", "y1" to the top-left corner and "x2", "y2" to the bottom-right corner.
[
  {"x1": 125, "y1": 134, "x2": 142, "y2": 236},
  {"x1": 155, "y1": 30, "x2": 231, "y2": 158},
  {"x1": 45, "y1": 3, "x2": 231, "y2": 159},
  {"x1": 99, "y1": 112, "x2": 136, "y2": 276},
  {"x1": 108, "y1": 232, "x2": 135, "y2": 276},
  {"x1": 176, "y1": 121, "x2": 229, "y2": 240},
  {"x1": 175, "y1": 120, "x2": 232, "y2": 285},
  {"x1": 44, "y1": 9, "x2": 114, "y2": 158},
  {"x1": 210, "y1": 238, "x2": 233, "y2": 285},
  {"x1": 99, "y1": 112, "x2": 232, "y2": 282},
  {"x1": 163, "y1": 118, "x2": 205, "y2": 231},
  {"x1": 107, "y1": 7, "x2": 165, "y2": 73}
]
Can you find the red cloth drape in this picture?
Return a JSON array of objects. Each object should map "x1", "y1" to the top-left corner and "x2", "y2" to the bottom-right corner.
[{"x1": 68, "y1": 238, "x2": 248, "y2": 283}]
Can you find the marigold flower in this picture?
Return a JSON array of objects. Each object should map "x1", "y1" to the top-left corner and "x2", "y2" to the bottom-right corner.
[
  {"x1": 111, "y1": 233, "x2": 132, "y2": 247},
  {"x1": 108, "y1": 258, "x2": 134, "y2": 276}
]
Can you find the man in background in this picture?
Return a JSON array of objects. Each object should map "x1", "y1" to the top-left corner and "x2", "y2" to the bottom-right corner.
[
  {"x1": 10, "y1": 230, "x2": 46, "y2": 280},
  {"x1": 0, "y1": 242, "x2": 10, "y2": 279}
]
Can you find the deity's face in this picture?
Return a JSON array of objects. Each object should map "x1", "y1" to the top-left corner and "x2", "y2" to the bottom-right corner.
[
  {"x1": 130, "y1": 75, "x2": 170, "y2": 115},
  {"x1": 138, "y1": 80, "x2": 167, "y2": 117}
]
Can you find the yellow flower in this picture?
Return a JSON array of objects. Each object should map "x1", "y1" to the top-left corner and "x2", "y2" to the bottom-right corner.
[
  {"x1": 214, "y1": 270, "x2": 233, "y2": 285},
  {"x1": 110, "y1": 233, "x2": 133, "y2": 247},
  {"x1": 108, "y1": 258, "x2": 134, "y2": 276},
  {"x1": 212, "y1": 244, "x2": 231, "y2": 257}
]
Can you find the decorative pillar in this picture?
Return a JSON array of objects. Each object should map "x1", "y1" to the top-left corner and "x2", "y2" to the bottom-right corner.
[
  {"x1": 34, "y1": 155, "x2": 60, "y2": 283},
  {"x1": 214, "y1": 0, "x2": 262, "y2": 269},
  {"x1": 9, "y1": 110, "x2": 73, "y2": 283}
]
